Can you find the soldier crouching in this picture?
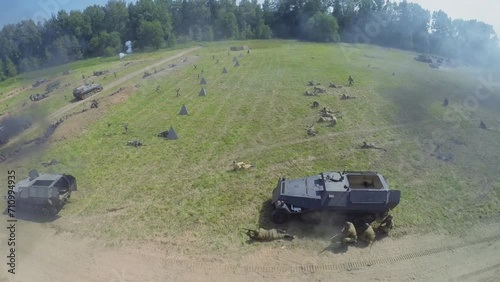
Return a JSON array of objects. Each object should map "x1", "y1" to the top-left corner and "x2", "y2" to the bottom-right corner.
[{"x1": 341, "y1": 221, "x2": 357, "y2": 245}]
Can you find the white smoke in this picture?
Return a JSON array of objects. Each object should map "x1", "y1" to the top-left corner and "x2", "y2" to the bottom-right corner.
[
  {"x1": 125, "y1": 41, "x2": 133, "y2": 54},
  {"x1": 119, "y1": 53, "x2": 126, "y2": 60}
]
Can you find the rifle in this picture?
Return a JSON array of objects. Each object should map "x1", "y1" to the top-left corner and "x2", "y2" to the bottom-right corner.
[{"x1": 318, "y1": 234, "x2": 339, "y2": 254}]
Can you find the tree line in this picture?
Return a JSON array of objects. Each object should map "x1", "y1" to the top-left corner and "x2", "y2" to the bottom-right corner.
[{"x1": 1, "y1": 0, "x2": 499, "y2": 81}]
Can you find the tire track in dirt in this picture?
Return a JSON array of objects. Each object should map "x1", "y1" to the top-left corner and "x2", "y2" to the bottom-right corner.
[
  {"x1": 174, "y1": 233, "x2": 500, "y2": 273},
  {"x1": 451, "y1": 263, "x2": 500, "y2": 281}
]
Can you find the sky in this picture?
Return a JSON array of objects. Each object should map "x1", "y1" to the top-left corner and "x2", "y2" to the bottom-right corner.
[
  {"x1": 394, "y1": 0, "x2": 500, "y2": 35},
  {"x1": 1, "y1": 0, "x2": 499, "y2": 35}
]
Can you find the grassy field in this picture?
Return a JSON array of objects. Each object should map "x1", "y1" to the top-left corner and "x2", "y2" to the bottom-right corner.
[{"x1": 1, "y1": 40, "x2": 499, "y2": 254}]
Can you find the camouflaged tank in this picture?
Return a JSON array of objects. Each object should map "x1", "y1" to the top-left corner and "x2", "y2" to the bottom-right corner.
[
  {"x1": 4, "y1": 170, "x2": 77, "y2": 216},
  {"x1": 73, "y1": 83, "x2": 103, "y2": 100}
]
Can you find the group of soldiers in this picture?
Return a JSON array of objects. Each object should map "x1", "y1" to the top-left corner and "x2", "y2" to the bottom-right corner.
[
  {"x1": 244, "y1": 214, "x2": 394, "y2": 249},
  {"x1": 340, "y1": 214, "x2": 394, "y2": 246}
]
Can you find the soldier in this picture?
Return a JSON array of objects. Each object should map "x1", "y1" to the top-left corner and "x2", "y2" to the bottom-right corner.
[
  {"x1": 362, "y1": 141, "x2": 374, "y2": 148},
  {"x1": 348, "y1": 75, "x2": 354, "y2": 86},
  {"x1": 233, "y1": 160, "x2": 254, "y2": 170},
  {"x1": 307, "y1": 125, "x2": 317, "y2": 136},
  {"x1": 341, "y1": 221, "x2": 357, "y2": 245},
  {"x1": 90, "y1": 100, "x2": 99, "y2": 109},
  {"x1": 341, "y1": 93, "x2": 356, "y2": 100},
  {"x1": 313, "y1": 86, "x2": 325, "y2": 93},
  {"x1": 359, "y1": 223, "x2": 376, "y2": 245},
  {"x1": 176, "y1": 88, "x2": 180, "y2": 97},
  {"x1": 29, "y1": 94, "x2": 33, "y2": 101},
  {"x1": 246, "y1": 228, "x2": 294, "y2": 241},
  {"x1": 312, "y1": 101, "x2": 319, "y2": 108},
  {"x1": 377, "y1": 214, "x2": 394, "y2": 234},
  {"x1": 156, "y1": 86, "x2": 160, "y2": 93},
  {"x1": 123, "y1": 123, "x2": 128, "y2": 133},
  {"x1": 479, "y1": 121, "x2": 487, "y2": 129},
  {"x1": 114, "y1": 72, "x2": 117, "y2": 78},
  {"x1": 194, "y1": 65, "x2": 197, "y2": 70},
  {"x1": 329, "y1": 116, "x2": 337, "y2": 127},
  {"x1": 212, "y1": 55, "x2": 215, "y2": 59},
  {"x1": 443, "y1": 98, "x2": 449, "y2": 107}
]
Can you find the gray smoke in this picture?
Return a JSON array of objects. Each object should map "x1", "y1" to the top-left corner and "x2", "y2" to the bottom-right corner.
[
  {"x1": 119, "y1": 53, "x2": 126, "y2": 60},
  {"x1": 0, "y1": 115, "x2": 33, "y2": 145},
  {"x1": 125, "y1": 41, "x2": 132, "y2": 54}
]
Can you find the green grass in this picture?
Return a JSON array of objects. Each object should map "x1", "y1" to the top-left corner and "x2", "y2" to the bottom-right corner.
[{"x1": 1, "y1": 40, "x2": 500, "y2": 254}]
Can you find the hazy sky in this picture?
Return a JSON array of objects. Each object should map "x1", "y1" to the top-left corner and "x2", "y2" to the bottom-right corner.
[
  {"x1": 395, "y1": 0, "x2": 500, "y2": 34},
  {"x1": 1, "y1": 0, "x2": 499, "y2": 35}
]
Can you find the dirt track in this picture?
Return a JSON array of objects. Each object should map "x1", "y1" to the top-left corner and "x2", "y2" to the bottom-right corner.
[
  {"x1": 49, "y1": 47, "x2": 201, "y2": 122},
  {"x1": 2, "y1": 47, "x2": 201, "y2": 149},
  {"x1": 0, "y1": 218, "x2": 498, "y2": 282}
]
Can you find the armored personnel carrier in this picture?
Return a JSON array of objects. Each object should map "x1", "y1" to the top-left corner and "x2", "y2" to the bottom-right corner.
[
  {"x1": 73, "y1": 83, "x2": 103, "y2": 100},
  {"x1": 4, "y1": 170, "x2": 77, "y2": 216},
  {"x1": 271, "y1": 171, "x2": 400, "y2": 224}
]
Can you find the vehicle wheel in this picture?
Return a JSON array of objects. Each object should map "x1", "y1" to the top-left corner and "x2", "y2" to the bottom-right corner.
[
  {"x1": 271, "y1": 209, "x2": 289, "y2": 224},
  {"x1": 362, "y1": 214, "x2": 376, "y2": 223},
  {"x1": 48, "y1": 207, "x2": 58, "y2": 216},
  {"x1": 41, "y1": 207, "x2": 51, "y2": 216}
]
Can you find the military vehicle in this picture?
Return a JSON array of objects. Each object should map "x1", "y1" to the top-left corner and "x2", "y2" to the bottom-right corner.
[
  {"x1": 270, "y1": 171, "x2": 400, "y2": 224},
  {"x1": 73, "y1": 83, "x2": 103, "y2": 100},
  {"x1": 4, "y1": 170, "x2": 77, "y2": 216}
]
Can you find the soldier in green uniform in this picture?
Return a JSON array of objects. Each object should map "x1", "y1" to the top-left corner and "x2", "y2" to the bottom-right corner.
[
  {"x1": 359, "y1": 223, "x2": 376, "y2": 245},
  {"x1": 341, "y1": 221, "x2": 357, "y2": 245},
  {"x1": 246, "y1": 228, "x2": 294, "y2": 241},
  {"x1": 348, "y1": 75, "x2": 354, "y2": 86}
]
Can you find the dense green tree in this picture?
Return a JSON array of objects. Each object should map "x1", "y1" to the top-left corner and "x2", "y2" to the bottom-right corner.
[
  {"x1": 303, "y1": 12, "x2": 340, "y2": 42},
  {"x1": 0, "y1": 0, "x2": 499, "y2": 81}
]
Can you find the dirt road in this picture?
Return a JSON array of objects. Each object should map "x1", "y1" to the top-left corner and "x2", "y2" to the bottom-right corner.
[
  {"x1": 2, "y1": 47, "x2": 200, "y2": 149},
  {"x1": 1, "y1": 218, "x2": 498, "y2": 282},
  {"x1": 49, "y1": 47, "x2": 201, "y2": 122}
]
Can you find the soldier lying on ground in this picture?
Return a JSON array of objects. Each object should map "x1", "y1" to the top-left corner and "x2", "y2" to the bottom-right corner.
[
  {"x1": 41, "y1": 159, "x2": 58, "y2": 167},
  {"x1": 341, "y1": 93, "x2": 356, "y2": 100},
  {"x1": 245, "y1": 228, "x2": 295, "y2": 241},
  {"x1": 341, "y1": 221, "x2": 357, "y2": 245},
  {"x1": 312, "y1": 101, "x2": 319, "y2": 108},
  {"x1": 233, "y1": 160, "x2": 254, "y2": 170},
  {"x1": 313, "y1": 86, "x2": 326, "y2": 93},
  {"x1": 307, "y1": 125, "x2": 317, "y2": 136},
  {"x1": 360, "y1": 141, "x2": 386, "y2": 151},
  {"x1": 127, "y1": 140, "x2": 143, "y2": 147}
]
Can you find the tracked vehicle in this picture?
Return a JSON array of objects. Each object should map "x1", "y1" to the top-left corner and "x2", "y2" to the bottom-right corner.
[
  {"x1": 4, "y1": 170, "x2": 77, "y2": 216},
  {"x1": 73, "y1": 83, "x2": 103, "y2": 100},
  {"x1": 271, "y1": 171, "x2": 400, "y2": 224}
]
